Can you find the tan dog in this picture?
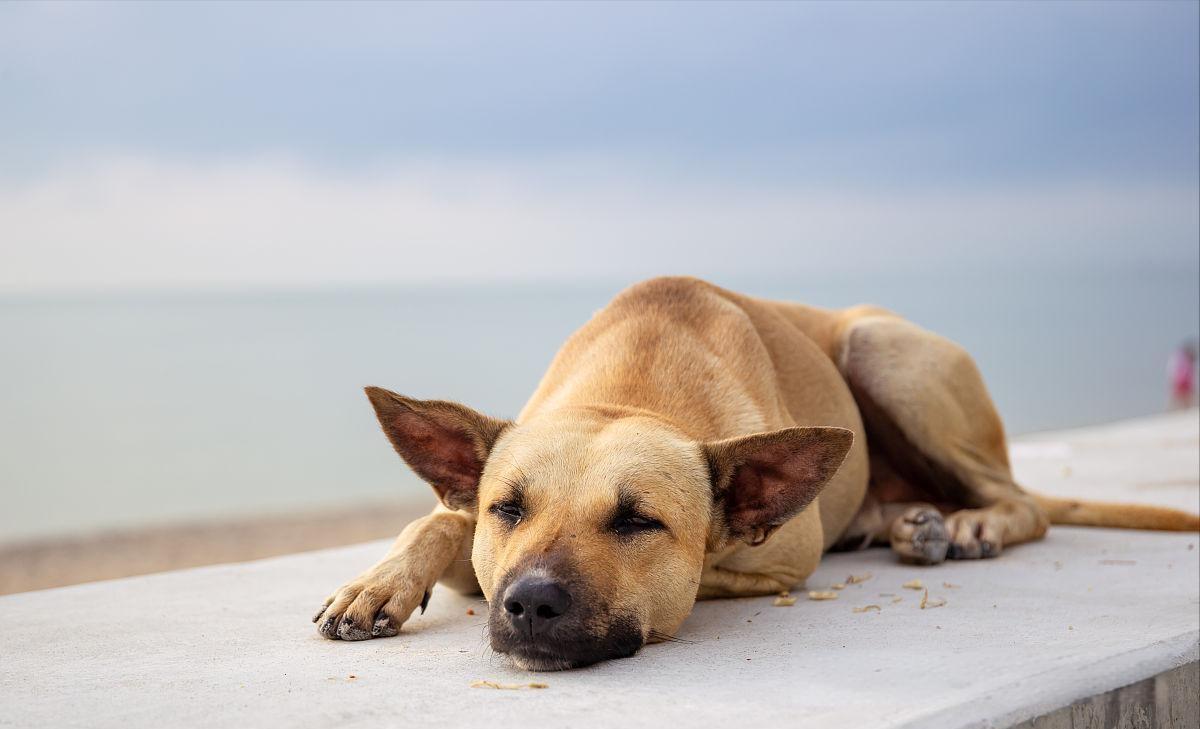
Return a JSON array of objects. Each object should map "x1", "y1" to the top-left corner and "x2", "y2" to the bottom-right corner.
[{"x1": 312, "y1": 276, "x2": 1199, "y2": 670}]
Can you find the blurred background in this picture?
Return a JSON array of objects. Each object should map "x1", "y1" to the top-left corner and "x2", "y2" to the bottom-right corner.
[{"x1": 1, "y1": 1, "x2": 1197, "y2": 592}]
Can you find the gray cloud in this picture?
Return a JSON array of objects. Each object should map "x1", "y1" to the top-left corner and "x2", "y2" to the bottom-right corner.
[{"x1": 0, "y1": 1, "x2": 1196, "y2": 290}]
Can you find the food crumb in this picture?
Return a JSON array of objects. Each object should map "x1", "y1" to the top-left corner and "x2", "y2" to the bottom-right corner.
[
  {"x1": 831, "y1": 583, "x2": 846, "y2": 590},
  {"x1": 919, "y1": 589, "x2": 946, "y2": 610},
  {"x1": 846, "y1": 572, "x2": 872, "y2": 584},
  {"x1": 471, "y1": 680, "x2": 548, "y2": 690},
  {"x1": 806, "y1": 591, "x2": 838, "y2": 601},
  {"x1": 942, "y1": 582, "x2": 960, "y2": 589},
  {"x1": 853, "y1": 605, "x2": 881, "y2": 613},
  {"x1": 902, "y1": 579, "x2": 923, "y2": 590},
  {"x1": 347, "y1": 675, "x2": 357, "y2": 680},
  {"x1": 774, "y1": 594, "x2": 799, "y2": 606},
  {"x1": 891, "y1": 597, "x2": 903, "y2": 604},
  {"x1": 466, "y1": 608, "x2": 475, "y2": 616}
]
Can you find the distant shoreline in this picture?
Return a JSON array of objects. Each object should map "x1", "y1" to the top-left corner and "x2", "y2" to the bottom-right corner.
[{"x1": 0, "y1": 500, "x2": 430, "y2": 595}]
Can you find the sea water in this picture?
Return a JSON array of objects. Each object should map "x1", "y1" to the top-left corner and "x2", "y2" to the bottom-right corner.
[{"x1": 1, "y1": 266, "x2": 1196, "y2": 541}]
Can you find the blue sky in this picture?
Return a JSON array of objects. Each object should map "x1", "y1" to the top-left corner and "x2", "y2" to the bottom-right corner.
[{"x1": 1, "y1": 1, "x2": 1197, "y2": 291}]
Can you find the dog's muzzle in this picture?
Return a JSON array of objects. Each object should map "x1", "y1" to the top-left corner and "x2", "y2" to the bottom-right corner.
[{"x1": 488, "y1": 570, "x2": 644, "y2": 671}]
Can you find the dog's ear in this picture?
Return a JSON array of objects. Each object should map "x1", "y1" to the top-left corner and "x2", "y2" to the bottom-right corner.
[
  {"x1": 365, "y1": 386, "x2": 512, "y2": 512},
  {"x1": 705, "y1": 426, "x2": 854, "y2": 546}
]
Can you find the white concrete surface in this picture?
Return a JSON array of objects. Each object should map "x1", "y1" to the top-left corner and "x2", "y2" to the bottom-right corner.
[{"x1": 1, "y1": 412, "x2": 1197, "y2": 729}]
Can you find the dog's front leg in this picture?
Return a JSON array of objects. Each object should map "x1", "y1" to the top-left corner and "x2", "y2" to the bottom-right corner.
[{"x1": 314, "y1": 505, "x2": 475, "y2": 640}]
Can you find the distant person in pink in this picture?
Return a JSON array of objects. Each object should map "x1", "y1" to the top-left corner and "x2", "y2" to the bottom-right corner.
[{"x1": 1168, "y1": 341, "x2": 1197, "y2": 409}]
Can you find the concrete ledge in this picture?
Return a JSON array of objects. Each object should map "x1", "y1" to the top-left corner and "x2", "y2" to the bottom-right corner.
[
  {"x1": 1012, "y1": 661, "x2": 1199, "y2": 729},
  {"x1": 1, "y1": 412, "x2": 1196, "y2": 729}
]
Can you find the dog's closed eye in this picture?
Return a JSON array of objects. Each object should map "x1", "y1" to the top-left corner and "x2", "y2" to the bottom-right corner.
[
  {"x1": 490, "y1": 500, "x2": 524, "y2": 525},
  {"x1": 610, "y1": 512, "x2": 665, "y2": 537}
]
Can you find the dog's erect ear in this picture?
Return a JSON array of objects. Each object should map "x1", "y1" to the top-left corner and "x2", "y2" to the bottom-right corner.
[
  {"x1": 705, "y1": 426, "x2": 854, "y2": 546},
  {"x1": 365, "y1": 386, "x2": 512, "y2": 512}
]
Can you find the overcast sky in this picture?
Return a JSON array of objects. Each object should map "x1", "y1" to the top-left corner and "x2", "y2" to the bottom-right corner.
[{"x1": 1, "y1": 1, "x2": 1197, "y2": 292}]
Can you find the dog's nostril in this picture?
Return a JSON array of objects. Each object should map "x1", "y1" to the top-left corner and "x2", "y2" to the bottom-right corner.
[{"x1": 503, "y1": 577, "x2": 573, "y2": 625}]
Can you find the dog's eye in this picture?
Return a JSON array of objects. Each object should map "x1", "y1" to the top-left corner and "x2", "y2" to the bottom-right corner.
[
  {"x1": 490, "y1": 501, "x2": 524, "y2": 524},
  {"x1": 611, "y1": 513, "x2": 665, "y2": 536}
]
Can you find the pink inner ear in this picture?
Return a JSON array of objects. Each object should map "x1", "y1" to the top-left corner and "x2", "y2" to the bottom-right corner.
[
  {"x1": 389, "y1": 411, "x2": 483, "y2": 497},
  {"x1": 725, "y1": 442, "x2": 828, "y2": 534}
]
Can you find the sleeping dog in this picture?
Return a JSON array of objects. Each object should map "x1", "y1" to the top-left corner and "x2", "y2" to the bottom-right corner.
[{"x1": 313, "y1": 276, "x2": 1199, "y2": 670}]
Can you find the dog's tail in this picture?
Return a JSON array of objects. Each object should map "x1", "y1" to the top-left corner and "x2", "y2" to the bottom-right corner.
[{"x1": 1033, "y1": 493, "x2": 1200, "y2": 531}]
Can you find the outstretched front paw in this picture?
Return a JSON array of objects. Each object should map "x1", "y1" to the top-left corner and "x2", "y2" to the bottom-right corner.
[{"x1": 312, "y1": 566, "x2": 432, "y2": 641}]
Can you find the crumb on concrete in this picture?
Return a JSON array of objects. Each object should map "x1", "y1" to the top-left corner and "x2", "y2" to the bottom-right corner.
[
  {"x1": 920, "y1": 589, "x2": 946, "y2": 610},
  {"x1": 471, "y1": 680, "x2": 548, "y2": 690}
]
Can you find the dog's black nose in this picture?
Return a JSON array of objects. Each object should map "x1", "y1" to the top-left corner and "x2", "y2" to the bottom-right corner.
[{"x1": 503, "y1": 577, "x2": 572, "y2": 632}]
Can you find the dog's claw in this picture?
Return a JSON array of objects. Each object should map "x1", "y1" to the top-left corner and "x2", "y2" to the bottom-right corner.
[
  {"x1": 319, "y1": 615, "x2": 341, "y2": 639},
  {"x1": 419, "y1": 589, "x2": 431, "y2": 615},
  {"x1": 312, "y1": 605, "x2": 329, "y2": 623},
  {"x1": 372, "y1": 612, "x2": 399, "y2": 638}
]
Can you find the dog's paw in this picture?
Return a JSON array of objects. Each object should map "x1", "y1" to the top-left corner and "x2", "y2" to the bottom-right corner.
[
  {"x1": 945, "y1": 509, "x2": 1002, "y2": 560},
  {"x1": 890, "y1": 506, "x2": 949, "y2": 565},
  {"x1": 312, "y1": 566, "x2": 432, "y2": 641}
]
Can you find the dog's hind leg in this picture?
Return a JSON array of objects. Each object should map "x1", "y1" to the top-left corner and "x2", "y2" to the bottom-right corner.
[{"x1": 834, "y1": 311, "x2": 1048, "y2": 562}]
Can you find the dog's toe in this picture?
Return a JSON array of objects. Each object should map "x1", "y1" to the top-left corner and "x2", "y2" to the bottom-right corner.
[
  {"x1": 318, "y1": 613, "x2": 342, "y2": 640},
  {"x1": 372, "y1": 612, "x2": 400, "y2": 638},
  {"x1": 890, "y1": 507, "x2": 949, "y2": 565},
  {"x1": 945, "y1": 510, "x2": 1003, "y2": 560},
  {"x1": 337, "y1": 616, "x2": 372, "y2": 641}
]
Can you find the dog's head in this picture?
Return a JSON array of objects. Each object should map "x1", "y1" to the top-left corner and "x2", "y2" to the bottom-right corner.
[{"x1": 365, "y1": 387, "x2": 852, "y2": 670}]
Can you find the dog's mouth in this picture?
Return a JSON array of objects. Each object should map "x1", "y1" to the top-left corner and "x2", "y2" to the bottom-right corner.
[{"x1": 488, "y1": 610, "x2": 645, "y2": 671}]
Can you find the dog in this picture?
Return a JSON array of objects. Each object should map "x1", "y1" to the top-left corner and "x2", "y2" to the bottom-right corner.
[{"x1": 312, "y1": 276, "x2": 1199, "y2": 670}]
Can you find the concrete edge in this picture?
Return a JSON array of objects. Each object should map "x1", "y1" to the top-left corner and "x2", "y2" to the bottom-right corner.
[
  {"x1": 1008, "y1": 661, "x2": 1200, "y2": 729},
  {"x1": 898, "y1": 630, "x2": 1200, "y2": 729}
]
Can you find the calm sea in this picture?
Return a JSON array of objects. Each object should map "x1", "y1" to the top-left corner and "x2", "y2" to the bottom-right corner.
[{"x1": 2, "y1": 266, "x2": 1197, "y2": 542}]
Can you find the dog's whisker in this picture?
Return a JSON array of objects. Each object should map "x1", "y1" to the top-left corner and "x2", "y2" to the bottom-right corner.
[{"x1": 648, "y1": 628, "x2": 695, "y2": 645}]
